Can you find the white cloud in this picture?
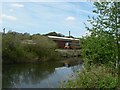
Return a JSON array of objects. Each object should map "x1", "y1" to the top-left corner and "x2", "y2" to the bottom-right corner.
[
  {"x1": 9, "y1": 9, "x2": 14, "y2": 12},
  {"x1": 11, "y1": 3, "x2": 24, "y2": 8},
  {"x1": 66, "y1": 16, "x2": 76, "y2": 21},
  {"x1": 1, "y1": 0, "x2": 89, "y2": 2},
  {"x1": 0, "y1": 14, "x2": 17, "y2": 21}
]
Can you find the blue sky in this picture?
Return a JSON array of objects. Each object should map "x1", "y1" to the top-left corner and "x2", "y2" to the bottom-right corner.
[{"x1": 1, "y1": 2, "x2": 95, "y2": 37}]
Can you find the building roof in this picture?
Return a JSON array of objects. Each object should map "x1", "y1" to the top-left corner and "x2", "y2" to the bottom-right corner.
[{"x1": 48, "y1": 36, "x2": 79, "y2": 41}]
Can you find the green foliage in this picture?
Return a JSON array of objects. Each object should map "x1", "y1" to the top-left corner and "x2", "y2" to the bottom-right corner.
[
  {"x1": 65, "y1": 66, "x2": 118, "y2": 88},
  {"x1": 27, "y1": 35, "x2": 58, "y2": 61},
  {"x1": 64, "y1": 2, "x2": 119, "y2": 88},
  {"x1": 43, "y1": 32, "x2": 65, "y2": 37},
  {"x1": 82, "y1": 2, "x2": 120, "y2": 68},
  {"x1": 2, "y1": 33, "x2": 36, "y2": 63},
  {"x1": 81, "y1": 33, "x2": 117, "y2": 68},
  {"x1": 86, "y1": 2, "x2": 120, "y2": 35},
  {"x1": 2, "y1": 31, "x2": 59, "y2": 63}
]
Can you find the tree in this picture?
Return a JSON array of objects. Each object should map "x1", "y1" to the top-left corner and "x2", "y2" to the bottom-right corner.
[
  {"x1": 44, "y1": 32, "x2": 65, "y2": 37},
  {"x1": 82, "y1": 2, "x2": 120, "y2": 68},
  {"x1": 64, "y1": 2, "x2": 120, "y2": 88}
]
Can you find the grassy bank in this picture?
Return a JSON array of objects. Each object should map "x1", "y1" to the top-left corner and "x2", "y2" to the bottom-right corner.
[
  {"x1": 2, "y1": 31, "x2": 60, "y2": 64},
  {"x1": 62, "y1": 33, "x2": 118, "y2": 88},
  {"x1": 63, "y1": 65, "x2": 118, "y2": 88}
]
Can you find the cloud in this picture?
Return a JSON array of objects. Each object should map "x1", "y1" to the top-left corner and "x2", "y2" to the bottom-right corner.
[
  {"x1": 1, "y1": 0, "x2": 89, "y2": 2},
  {"x1": 11, "y1": 3, "x2": 24, "y2": 8},
  {"x1": 0, "y1": 14, "x2": 17, "y2": 21},
  {"x1": 9, "y1": 8, "x2": 14, "y2": 12},
  {"x1": 66, "y1": 16, "x2": 76, "y2": 21}
]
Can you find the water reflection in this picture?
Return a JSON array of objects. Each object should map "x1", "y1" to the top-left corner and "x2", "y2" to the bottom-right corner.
[{"x1": 2, "y1": 61, "x2": 82, "y2": 88}]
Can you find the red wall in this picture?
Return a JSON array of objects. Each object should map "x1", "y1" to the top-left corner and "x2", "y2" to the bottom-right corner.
[{"x1": 53, "y1": 40, "x2": 71, "y2": 49}]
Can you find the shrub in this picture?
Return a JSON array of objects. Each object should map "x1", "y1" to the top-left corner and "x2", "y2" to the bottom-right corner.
[
  {"x1": 64, "y1": 65, "x2": 118, "y2": 88},
  {"x1": 2, "y1": 32, "x2": 59, "y2": 63},
  {"x1": 80, "y1": 33, "x2": 117, "y2": 68}
]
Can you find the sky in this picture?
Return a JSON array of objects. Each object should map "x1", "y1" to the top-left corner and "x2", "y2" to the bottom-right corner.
[{"x1": 1, "y1": 2, "x2": 95, "y2": 38}]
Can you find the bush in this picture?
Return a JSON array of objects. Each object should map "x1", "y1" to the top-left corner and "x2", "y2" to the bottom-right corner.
[
  {"x1": 2, "y1": 32, "x2": 59, "y2": 63},
  {"x1": 30, "y1": 35, "x2": 58, "y2": 61},
  {"x1": 80, "y1": 33, "x2": 117, "y2": 68},
  {"x1": 64, "y1": 65, "x2": 118, "y2": 88}
]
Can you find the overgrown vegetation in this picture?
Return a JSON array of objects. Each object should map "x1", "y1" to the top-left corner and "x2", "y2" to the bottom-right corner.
[
  {"x1": 65, "y1": 65, "x2": 118, "y2": 88},
  {"x1": 2, "y1": 31, "x2": 59, "y2": 63},
  {"x1": 64, "y1": 2, "x2": 120, "y2": 88},
  {"x1": 81, "y1": 33, "x2": 117, "y2": 69}
]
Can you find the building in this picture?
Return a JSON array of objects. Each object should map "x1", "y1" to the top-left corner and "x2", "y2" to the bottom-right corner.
[{"x1": 48, "y1": 36, "x2": 80, "y2": 49}]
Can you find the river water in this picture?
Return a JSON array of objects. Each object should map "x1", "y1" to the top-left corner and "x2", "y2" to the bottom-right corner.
[{"x1": 2, "y1": 61, "x2": 82, "y2": 88}]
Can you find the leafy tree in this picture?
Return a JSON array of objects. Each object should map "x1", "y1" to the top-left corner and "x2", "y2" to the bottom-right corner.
[
  {"x1": 64, "y1": 2, "x2": 120, "y2": 88},
  {"x1": 44, "y1": 32, "x2": 65, "y2": 37},
  {"x1": 82, "y1": 2, "x2": 120, "y2": 68}
]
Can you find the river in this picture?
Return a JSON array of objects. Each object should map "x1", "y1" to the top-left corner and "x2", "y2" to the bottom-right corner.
[{"x1": 2, "y1": 60, "x2": 83, "y2": 88}]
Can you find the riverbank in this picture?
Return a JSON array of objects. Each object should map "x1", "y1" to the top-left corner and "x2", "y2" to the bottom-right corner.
[
  {"x1": 3, "y1": 48, "x2": 82, "y2": 64},
  {"x1": 2, "y1": 31, "x2": 82, "y2": 64},
  {"x1": 63, "y1": 65, "x2": 118, "y2": 88},
  {"x1": 55, "y1": 49, "x2": 81, "y2": 57}
]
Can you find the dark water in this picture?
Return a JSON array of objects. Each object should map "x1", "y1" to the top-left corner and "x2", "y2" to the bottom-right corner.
[{"x1": 2, "y1": 61, "x2": 82, "y2": 88}]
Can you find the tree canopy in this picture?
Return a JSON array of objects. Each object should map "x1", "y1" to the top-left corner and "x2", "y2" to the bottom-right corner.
[
  {"x1": 43, "y1": 32, "x2": 65, "y2": 37},
  {"x1": 81, "y1": 2, "x2": 120, "y2": 68}
]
